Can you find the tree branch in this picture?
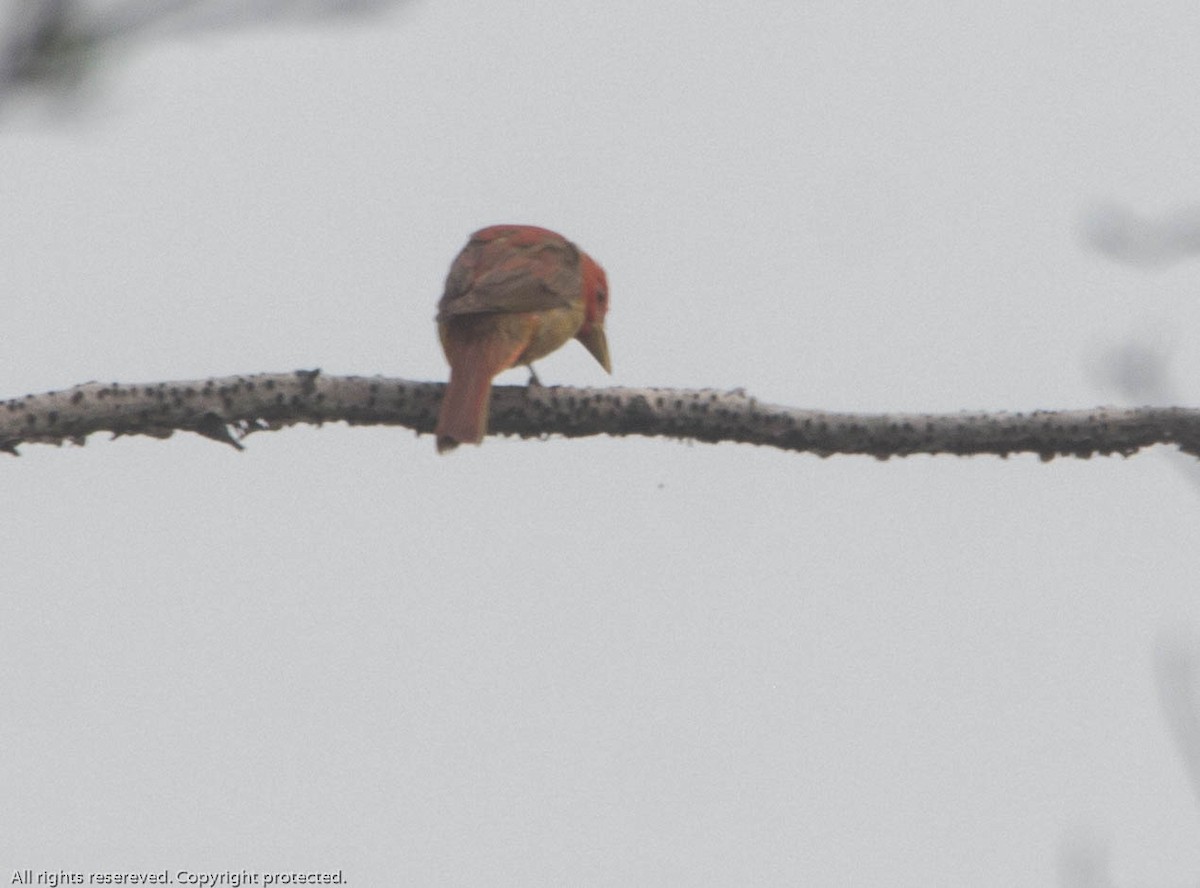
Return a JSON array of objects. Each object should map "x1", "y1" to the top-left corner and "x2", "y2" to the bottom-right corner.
[{"x1": 4, "y1": 370, "x2": 1200, "y2": 458}]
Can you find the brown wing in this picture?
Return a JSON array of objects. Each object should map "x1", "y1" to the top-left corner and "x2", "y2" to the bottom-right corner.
[{"x1": 437, "y1": 227, "x2": 583, "y2": 322}]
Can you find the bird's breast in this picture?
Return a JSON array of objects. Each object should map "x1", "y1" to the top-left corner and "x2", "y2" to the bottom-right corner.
[{"x1": 516, "y1": 304, "x2": 586, "y2": 366}]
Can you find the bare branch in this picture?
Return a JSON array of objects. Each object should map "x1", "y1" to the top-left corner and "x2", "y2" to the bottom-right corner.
[
  {"x1": 1088, "y1": 338, "x2": 1200, "y2": 495},
  {"x1": 5, "y1": 370, "x2": 1200, "y2": 458}
]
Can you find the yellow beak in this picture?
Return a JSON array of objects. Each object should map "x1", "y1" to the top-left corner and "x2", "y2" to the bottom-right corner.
[{"x1": 576, "y1": 324, "x2": 611, "y2": 374}]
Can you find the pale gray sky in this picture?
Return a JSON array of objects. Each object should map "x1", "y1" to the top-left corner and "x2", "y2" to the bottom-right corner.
[{"x1": 3, "y1": 2, "x2": 1200, "y2": 885}]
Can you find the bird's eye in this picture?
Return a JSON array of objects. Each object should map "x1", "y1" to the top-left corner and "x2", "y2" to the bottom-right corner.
[{"x1": 596, "y1": 290, "x2": 607, "y2": 305}]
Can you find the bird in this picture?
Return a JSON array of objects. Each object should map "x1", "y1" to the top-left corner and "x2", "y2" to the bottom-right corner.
[{"x1": 434, "y1": 224, "x2": 611, "y2": 453}]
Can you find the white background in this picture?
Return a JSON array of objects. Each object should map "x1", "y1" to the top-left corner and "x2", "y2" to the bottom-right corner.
[{"x1": 2, "y1": 2, "x2": 1200, "y2": 885}]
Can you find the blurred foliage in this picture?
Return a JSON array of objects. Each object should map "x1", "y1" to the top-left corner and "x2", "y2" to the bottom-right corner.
[
  {"x1": 0, "y1": 0, "x2": 403, "y2": 113},
  {"x1": 1083, "y1": 201, "x2": 1200, "y2": 269}
]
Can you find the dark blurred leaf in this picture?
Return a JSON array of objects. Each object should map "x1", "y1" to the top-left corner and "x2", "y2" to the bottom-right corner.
[{"x1": 0, "y1": 0, "x2": 407, "y2": 112}]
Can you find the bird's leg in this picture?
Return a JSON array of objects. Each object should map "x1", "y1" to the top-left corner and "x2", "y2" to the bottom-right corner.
[{"x1": 526, "y1": 364, "x2": 543, "y2": 387}]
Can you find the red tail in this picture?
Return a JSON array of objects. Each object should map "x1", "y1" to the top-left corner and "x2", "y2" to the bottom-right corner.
[
  {"x1": 435, "y1": 357, "x2": 498, "y2": 453},
  {"x1": 436, "y1": 314, "x2": 538, "y2": 454}
]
